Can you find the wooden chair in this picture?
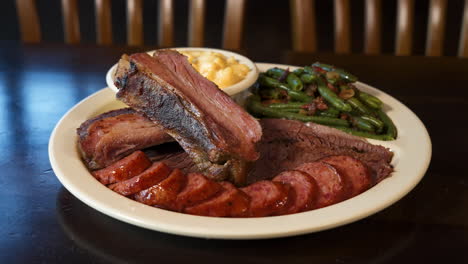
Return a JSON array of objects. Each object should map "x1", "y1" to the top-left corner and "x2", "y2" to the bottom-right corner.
[
  {"x1": 290, "y1": 0, "x2": 468, "y2": 57},
  {"x1": 15, "y1": 0, "x2": 246, "y2": 50}
]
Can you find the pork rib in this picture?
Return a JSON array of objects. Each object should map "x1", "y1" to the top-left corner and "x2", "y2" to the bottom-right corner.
[{"x1": 114, "y1": 51, "x2": 262, "y2": 185}]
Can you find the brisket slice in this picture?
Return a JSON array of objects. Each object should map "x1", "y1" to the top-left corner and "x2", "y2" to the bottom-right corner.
[
  {"x1": 77, "y1": 108, "x2": 173, "y2": 170},
  {"x1": 114, "y1": 51, "x2": 262, "y2": 185},
  {"x1": 248, "y1": 119, "x2": 393, "y2": 184}
]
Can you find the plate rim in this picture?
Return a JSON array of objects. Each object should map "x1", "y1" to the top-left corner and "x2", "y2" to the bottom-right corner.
[{"x1": 49, "y1": 62, "x2": 432, "y2": 240}]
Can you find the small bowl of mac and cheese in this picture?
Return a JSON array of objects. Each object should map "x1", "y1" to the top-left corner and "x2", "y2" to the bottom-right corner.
[{"x1": 106, "y1": 47, "x2": 258, "y2": 96}]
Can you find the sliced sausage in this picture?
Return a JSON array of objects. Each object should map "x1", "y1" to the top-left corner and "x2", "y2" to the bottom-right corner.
[
  {"x1": 92, "y1": 150, "x2": 152, "y2": 185},
  {"x1": 321, "y1": 155, "x2": 372, "y2": 196},
  {"x1": 175, "y1": 173, "x2": 223, "y2": 211},
  {"x1": 241, "y1": 181, "x2": 290, "y2": 217},
  {"x1": 133, "y1": 168, "x2": 186, "y2": 211},
  {"x1": 295, "y1": 162, "x2": 349, "y2": 208},
  {"x1": 273, "y1": 170, "x2": 318, "y2": 214},
  {"x1": 184, "y1": 182, "x2": 250, "y2": 217},
  {"x1": 109, "y1": 162, "x2": 171, "y2": 196}
]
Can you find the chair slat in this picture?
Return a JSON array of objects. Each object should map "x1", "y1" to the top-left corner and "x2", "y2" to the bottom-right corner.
[
  {"x1": 395, "y1": 0, "x2": 414, "y2": 55},
  {"x1": 15, "y1": 0, "x2": 41, "y2": 43},
  {"x1": 95, "y1": 0, "x2": 112, "y2": 45},
  {"x1": 127, "y1": 0, "x2": 143, "y2": 46},
  {"x1": 364, "y1": 0, "x2": 381, "y2": 54},
  {"x1": 188, "y1": 0, "x2": 206, "y2": 47},
  {"x1": 334, "y1": 0, "x2": 351, "y2": 53},
  {"x1": 426, "y1": 0, "x2": 447, "y2": 56},
  {"x1": 222, "y1": 0, "x2": 245, "y2": 50},
  {"x1": 61, "y1": 0, "x2": 80, "y2": 44},
  {"x1": 158, "y1": 0, "x2": 174, "y2": 47},
  {"x1": 290, "y1": 0, "x2": 316, "y2": 52},
  {"x1": 458, "y1": 0, "x2": 468, "y2": 57}
]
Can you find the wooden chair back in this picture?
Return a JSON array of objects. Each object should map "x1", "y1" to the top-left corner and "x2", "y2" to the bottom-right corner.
[
  {"x1": 15, "y1": 0, "x2": 246, "y2": 50},
  {"x1": 290, "y1": 0, "x2": 468, "y2": 57}
]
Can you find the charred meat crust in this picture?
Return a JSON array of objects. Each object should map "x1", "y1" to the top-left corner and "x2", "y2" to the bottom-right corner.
[{"x1": 115, "y1": 51, "x2": 262, "y2": 185}]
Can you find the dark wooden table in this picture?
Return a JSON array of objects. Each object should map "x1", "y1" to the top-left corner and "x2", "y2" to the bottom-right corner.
[{"x1": 1, "y1": 42, "x2": 467, "y2": 263}]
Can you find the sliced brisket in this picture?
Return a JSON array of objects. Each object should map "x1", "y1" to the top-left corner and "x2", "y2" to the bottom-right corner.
[
  {"x1": 77, "y1": 108, "x2": 173, "y2": 170},
  {"x1": 114, "y1": 51, "x2": 262, "y2": 185},
  {"x1": 248, "y1": 119, "x2": 393, "y2": 184}
]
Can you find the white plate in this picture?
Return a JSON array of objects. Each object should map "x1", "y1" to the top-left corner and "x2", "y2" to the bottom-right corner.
[
  {"x1": 49, "y1": 63, "x2": 431, "y2": 240},
  {"x1": 106, "y1": 47, "x2": 259, "y2": 96}
]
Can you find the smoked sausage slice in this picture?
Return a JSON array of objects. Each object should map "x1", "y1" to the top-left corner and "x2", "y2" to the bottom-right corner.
[
  {"x1": 184, "y1": 182, "x2": 250, "y2": 217},
  {"x1": 321, "y1": 155, "x2": 372, "y2": 196},
  {"x1": 175, "y1": 173, "x2": 223, "y2": 211},
  {"x1": 295, "y1": 162, "x2": 349, "y2": 208},
  {"x1": 92, "y1": 150, "x2": 152, "y2": 185},
  {"x1": 109, "y1": 162, "x2": 171, "y2": 196},
  {"x1": 241, "y1": 181, "x2": 290, "y2": 217},
  {"x1": 273, "y1": 170, "x2": 318, "y2": 214},
  {"x1": 134, "y1": 168, "x2": 186, "y2": 211}
]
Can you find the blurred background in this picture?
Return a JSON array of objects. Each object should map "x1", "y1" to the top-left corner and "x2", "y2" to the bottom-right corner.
[{"x1": 2, "y1": 0, "x2": 467, "y2": 58}]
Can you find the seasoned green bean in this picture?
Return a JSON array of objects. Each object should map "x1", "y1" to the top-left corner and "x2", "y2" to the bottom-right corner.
[
  {"x1": 300, "y1": 73, "x2": 317, "y2": 84},
  {"x1": 317, "y1": 107, "x2": 340, "y2": 118},
  {"x1": 312, "y1": 62, "x2": 358, "y2": 82},
  {"x1": 347, "y1": 97, "x2": 373, "y2": 115},
  {"x1": 246, "y1": 96, "x2": 350, "y2": 127},
  {"x1": 330, "y1": 126, "x2": 395, "y2": 141},
  {"x1": 268, "y1": 102, "x2": 305, "y2": 109},
  {"x1": 286, "y1": 73, "x2": 304, "y2": 91},
  {"x1": 351, "y1": 116, "x2": 375, "y2": 132},
  {"x1": 357, "y1": 91, "x2": 383, "y2": 109},
  {"x1": 258, "y1": 74, "x2": 312, "y2": 102},
  {"x1": 293, "y1": 68, "x2": 304, "y2": 76},
  {"x1": 316, "y1": 78, "x2": 352, "y2": 112},
  {"x1": 376, "y1": 110, "x2": 397, "y2": 139},
  {"x1": 361, "y1": 115, "x2": 384, "y2": 132},
  {"x1": 266, "y1": 67, "x2": 287, "y2": 79}
]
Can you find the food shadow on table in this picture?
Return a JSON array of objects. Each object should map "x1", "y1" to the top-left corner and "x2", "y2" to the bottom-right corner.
[{"x1": 56, "y1": 188, "x2": 417, "y2": 263}]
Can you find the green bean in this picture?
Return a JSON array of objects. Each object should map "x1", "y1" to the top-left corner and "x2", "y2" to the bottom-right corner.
[
  {"x1": 361, "y1": 115, "x2": 384, "y2": 133},
  {"x1": 330, "y1": 126, "x2": 395, "y2": 141},
  {"x1": 303, "y1": 66, "x2": 316, "y2": 75},
  {"x1": 376, "y1": 110, "x2": 397, "y2": 139},
  {"x1": 266, "y1": 67, "x2": 287, "y2": 79},
  {"x1": 312, "y1": 62, "x2": 358, "y2": 82},
  {"x1": 286, "y1": 73, "x2": 304, "y2": 91},
  {"x1": 281, "y1": 108, "x2": 301, "y2": 113},
  {"x1": 268, "y1": 102, "x2": 305, "y2": 109},
  {"x1": 300, "y1": 73, "x2": 317, "y2": 84},
  {"x1": 259, "y1": 87, "x2": 280, "y2": 99},
  {"x1": 316, "y1": 78, "x2": 352, "y2": 112},
  {"x1": 317, "y1": 107, "x2": 340, "y2": 118},
  {"x1": 351, "y1": 116, "x2": 375, "y2": 132},
  {"x1": 246, "y1": 96, "x2": 350, "y2": 127},
  {"x1": 258, "y1": 74, "x2": 312, "y2": 102},
  {"x1": 293, "y1": 68, "x2": 304, "y2": 75},
  {"x1": 347, "y1": 97, "x2": 373, "y2": 115},
  {"x1": 357, "y1": 91, "x2": 383, "y2": 109}
]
